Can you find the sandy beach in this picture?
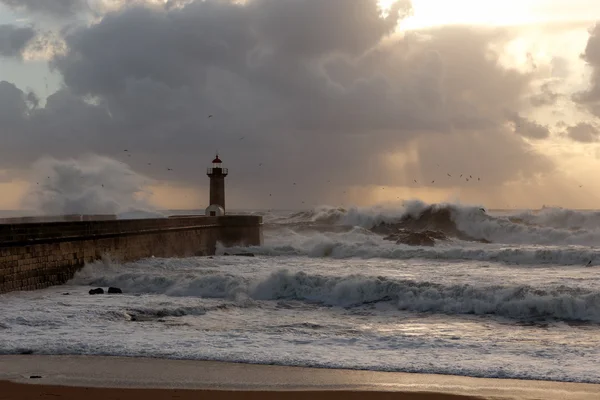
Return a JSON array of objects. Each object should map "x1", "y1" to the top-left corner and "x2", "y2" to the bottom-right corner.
[
  {"x1": 1, "y1": 355, "x2": 599, "y2": 400},
  {"x1": 0, "y1": 382, "x2": 485, "y2": 400}
]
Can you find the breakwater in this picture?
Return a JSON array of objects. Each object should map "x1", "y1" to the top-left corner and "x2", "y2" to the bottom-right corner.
[{"x1": 0, "y1": 215, "x2": 262, "y2": 294}]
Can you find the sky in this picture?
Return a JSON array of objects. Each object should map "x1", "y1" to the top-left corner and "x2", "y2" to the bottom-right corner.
[{"x1": 2, "y1": 0, "x2": 600, "y2": 212}]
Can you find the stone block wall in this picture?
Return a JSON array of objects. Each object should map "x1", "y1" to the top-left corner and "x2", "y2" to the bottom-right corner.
[{"x1": 0, "y1": 216, "x2": 262, "y2": 294}]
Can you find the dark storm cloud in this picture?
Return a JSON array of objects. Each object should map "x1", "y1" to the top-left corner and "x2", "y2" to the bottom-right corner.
[
  {"x1": 573, "y1": 23, "x2": 600, "y2": 117},
  {"x1": 0, "y1": 0, "x2": 556, "y2": 206},
  {"x1": 0, "y1": 24, "x2": 35, "y2": 57},
  {"x1": 563, "y1": 122, "x2": 600, "y2": 143},
  {"x1": 0, "y1": 0, "x2": 85, "y2": 16}
]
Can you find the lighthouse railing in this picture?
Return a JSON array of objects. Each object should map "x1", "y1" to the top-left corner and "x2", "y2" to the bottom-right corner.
[{"x1": 207, "y1": 167, "x2": 228, "y2": 175}]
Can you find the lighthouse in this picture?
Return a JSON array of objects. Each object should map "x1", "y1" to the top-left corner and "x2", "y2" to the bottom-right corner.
[{"x1": 206, "y1": 154, "x2": 228, "y2": 216}]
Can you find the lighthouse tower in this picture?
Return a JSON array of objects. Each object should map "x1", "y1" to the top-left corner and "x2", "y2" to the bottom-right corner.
[{"x1": 206, "y1": 154, "x2": 228, "y2": 216}]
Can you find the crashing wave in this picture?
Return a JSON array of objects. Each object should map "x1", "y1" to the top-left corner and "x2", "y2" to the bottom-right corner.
[
  {"x1": 269, "y1": 201, "x2": 600, "y2": 247},
  {"x1": 69, "y1": 266, "x2": 600, "y2": 323},
  {"x1": 371, "y1": 203, "x2": 490, "y2": 244}
]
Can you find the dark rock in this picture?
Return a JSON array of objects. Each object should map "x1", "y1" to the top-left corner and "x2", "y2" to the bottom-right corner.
[
  {"x1": 371, "y1": 224, "x2": 397, "y2": 235},
  {"x1": 62, "y1": 292, "x2": 70, "y2": 295},
  {"x1": 129, "y1": 314, "x2": 153, "y2": 322},
  {"x1": 29, "y1": 375, "x2": 42, "y2": 379},
  {"x1": 107, "y1": 287, "x2": 122, "y2": 294},
  {"x1": 371, "y1": 204, "x2": 492, "y2": 244},
  {"x1": 384, "y1": 229, "x2": 448, "y2": 247},
  {"x1": 89, "y1": 288, "x2": 104, "y2": 295},
  {"x1": 19, "y1": 349, "x2": 34, "y2": 355}
]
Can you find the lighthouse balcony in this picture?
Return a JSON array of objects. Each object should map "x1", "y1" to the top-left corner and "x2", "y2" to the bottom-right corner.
[{"x1": 207, "y1": 167, "x2": 228, "y2": 175}]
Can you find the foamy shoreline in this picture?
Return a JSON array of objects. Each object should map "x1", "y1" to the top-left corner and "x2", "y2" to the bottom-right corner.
[{"x1": 1, "y1": 355, "x2": 598, "y2": 399}]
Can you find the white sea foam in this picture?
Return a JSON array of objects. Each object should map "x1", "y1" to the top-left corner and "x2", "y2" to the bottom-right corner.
[
  {"x1": 283, "y1": 201, "x2": 440, "y2": 228},
  {"x1": 222, "y1": 230, "x2": 599, "y2": 266},
  {"x1": 2, "y1": 282, "x2": 599, "y2": 383},
  {"x1": 67, "y1": 261, "x2": 600, "y2": 323},
  {"x1": 276, "y1": 202, "x2": 600, "y2": 247},
  {"x1": 511, "y1": 207, "x2": 600, "y2": 230},
  {"x1": 3, "y1": 204, "x2": 600, "y2": 384}
]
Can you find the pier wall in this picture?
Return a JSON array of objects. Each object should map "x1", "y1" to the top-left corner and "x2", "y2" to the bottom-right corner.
[{"x1": 0, "y1": 216, "x2": 262, "y2": 294}]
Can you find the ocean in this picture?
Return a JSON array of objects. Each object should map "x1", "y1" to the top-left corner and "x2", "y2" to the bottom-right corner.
[{"x1": 1, "y1": 201, "x2": 600, "y2": 383}]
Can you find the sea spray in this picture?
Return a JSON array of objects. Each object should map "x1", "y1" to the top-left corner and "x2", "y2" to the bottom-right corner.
[{"x1": 21, "y1": 155, "x2": 163, "y2": 218}]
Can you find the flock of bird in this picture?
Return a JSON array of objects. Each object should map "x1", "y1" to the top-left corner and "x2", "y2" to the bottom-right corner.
[
  {"x1": 32, "y1": 113, "x2": 586, "y2": 207},
  {"x1": 96, "y1": 145, "x2": 491, "y2": 207},
  {"x1": 410, "y1": 172, "x2": 481, "y2": 186}
]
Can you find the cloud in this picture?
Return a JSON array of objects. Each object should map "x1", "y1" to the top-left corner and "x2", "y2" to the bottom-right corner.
[
  {"x1": 506, "y1": 112, "x2": 551, "y2": 140},
  {"x1": 0, "y1": 0, "x2": 86, "y2": 17},
  {"x1": 573, "y1": 23, "x2": 600, "y2": 116},
  {"x1": 556, "y1": 120, "x2": 568, "y2": 129},
  {"x1": 0, "y1": 0, "x2": 556, "y2": 207},
  {"x1": 0, "y1": 24, "x2": 36, "y2": 58},
  {"x1": 563, "y1": 122, "x2": 600, "y2": 143},
  {"x1": 529, "y1": 82, "x2": 562, "y2": 107}
]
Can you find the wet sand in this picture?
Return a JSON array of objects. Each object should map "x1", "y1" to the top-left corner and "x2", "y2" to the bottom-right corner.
[
  {"x1": 0, "y1": 382, "x2": 485, "y2": 400},
  {"x1": 0, "y1": 355, "x2": 598, "y2": 400}
]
